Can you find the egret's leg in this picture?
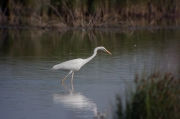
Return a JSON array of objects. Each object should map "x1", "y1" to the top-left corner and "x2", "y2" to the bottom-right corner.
[
  {"x1": 61, "y1": 70, "x2": 73, "y2": 83},
  {"x1": 71, "y1": 80, "x2": 74, "y2": 92},
  {"x1": 71, "y1": 72, "x2": 74, "y2": 84},
  {"x1": 62, "y1": 83, "x2": 71, "y2": 92}
]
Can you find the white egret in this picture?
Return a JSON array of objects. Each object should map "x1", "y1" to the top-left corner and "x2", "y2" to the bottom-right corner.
[{"x1": 52, "y1": 46, "x2": 112, "y2": 83}]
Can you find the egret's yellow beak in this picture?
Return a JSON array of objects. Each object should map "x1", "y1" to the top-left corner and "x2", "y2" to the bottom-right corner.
[{"x1": 105, "y1": 49, "x2": 112, "y2": 55}]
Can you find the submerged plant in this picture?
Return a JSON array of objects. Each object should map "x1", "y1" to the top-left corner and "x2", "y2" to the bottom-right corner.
[{"x1": 115, "y1": 72, "x2": 180, "y2": 119}]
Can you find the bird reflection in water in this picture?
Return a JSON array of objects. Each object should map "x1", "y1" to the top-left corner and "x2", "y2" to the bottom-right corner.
[{"x1": 53, "y1": 83, "x2": 99, "y2": 118}]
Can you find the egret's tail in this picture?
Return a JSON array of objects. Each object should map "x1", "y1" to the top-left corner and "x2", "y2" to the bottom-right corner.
[
  {"x1": 51, "y1": 66, "x2": 58, "y2": 70},
  {"x1": 52, "y1": 64, "x2": 62, "y2": 70}
]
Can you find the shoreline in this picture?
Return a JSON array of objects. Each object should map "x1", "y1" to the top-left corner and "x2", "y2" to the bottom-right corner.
[{"x1": 0, "y1": 23, "x2": 180, "y2": 32}]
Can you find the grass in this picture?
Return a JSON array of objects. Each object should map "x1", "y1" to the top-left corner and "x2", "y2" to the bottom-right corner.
[
  {"x1": 0, "y1": 0, "x2": 180, "y2": 28},
  {"x1": 115, "y1": 72, "x2": 180, "y2": 119}
]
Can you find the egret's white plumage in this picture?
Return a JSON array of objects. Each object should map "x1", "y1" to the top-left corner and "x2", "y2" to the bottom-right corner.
[
  {"x1": 53, "y1": 58, "x2": 83, "y2": 71},
  {"x1": 52, "y1": 46, "x2": 112, "y2": 83}
]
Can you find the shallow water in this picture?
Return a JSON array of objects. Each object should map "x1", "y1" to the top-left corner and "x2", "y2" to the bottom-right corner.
[{"x1": 0, "y1": 28, "x2": 180, "y2": 119}]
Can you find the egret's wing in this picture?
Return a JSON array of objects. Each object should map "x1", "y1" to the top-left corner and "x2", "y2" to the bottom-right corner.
[{"x1": 52, "y1": 58, "x2": 83, "y2": 71}]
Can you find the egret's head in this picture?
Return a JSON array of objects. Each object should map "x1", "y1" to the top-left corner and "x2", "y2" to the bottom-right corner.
[{"x1": 97, "y1": 46, "x2": 112, "y2": 55}]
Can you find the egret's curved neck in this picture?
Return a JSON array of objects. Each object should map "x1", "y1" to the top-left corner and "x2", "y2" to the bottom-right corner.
[{"x1": 82, "y1": 48, "x2": 98, "y2": 66}]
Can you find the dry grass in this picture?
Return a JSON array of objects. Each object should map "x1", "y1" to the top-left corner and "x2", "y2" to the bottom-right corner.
[{"x1": 0, "y1": 0, "x2": 180, "y2": 28}]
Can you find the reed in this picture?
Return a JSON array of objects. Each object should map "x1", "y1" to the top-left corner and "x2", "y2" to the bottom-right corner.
[
  {"x1": 0, "y1": 0, "x2": 180, "y2": 28},
  {"x1": 115, "y1": 72, "x2": 180, "y2": 119}
]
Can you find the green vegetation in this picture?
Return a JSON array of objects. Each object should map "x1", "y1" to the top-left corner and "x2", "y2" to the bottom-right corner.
[
  {"x1": 0, "y1": 0, "x2": 180, "y2": 28},
  {"x1": 115, "y1": 72, "x2": 180, "y2": 119}
]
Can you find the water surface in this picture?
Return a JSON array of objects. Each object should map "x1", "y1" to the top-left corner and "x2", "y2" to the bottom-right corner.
[{"x1": 0, "y1": 28, "x2": 180, "y2": 119}]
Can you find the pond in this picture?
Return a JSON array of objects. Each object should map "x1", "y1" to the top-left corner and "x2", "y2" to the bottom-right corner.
[{"x1": 0, "y1": 28, "x2": 180, "y2": 119}]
